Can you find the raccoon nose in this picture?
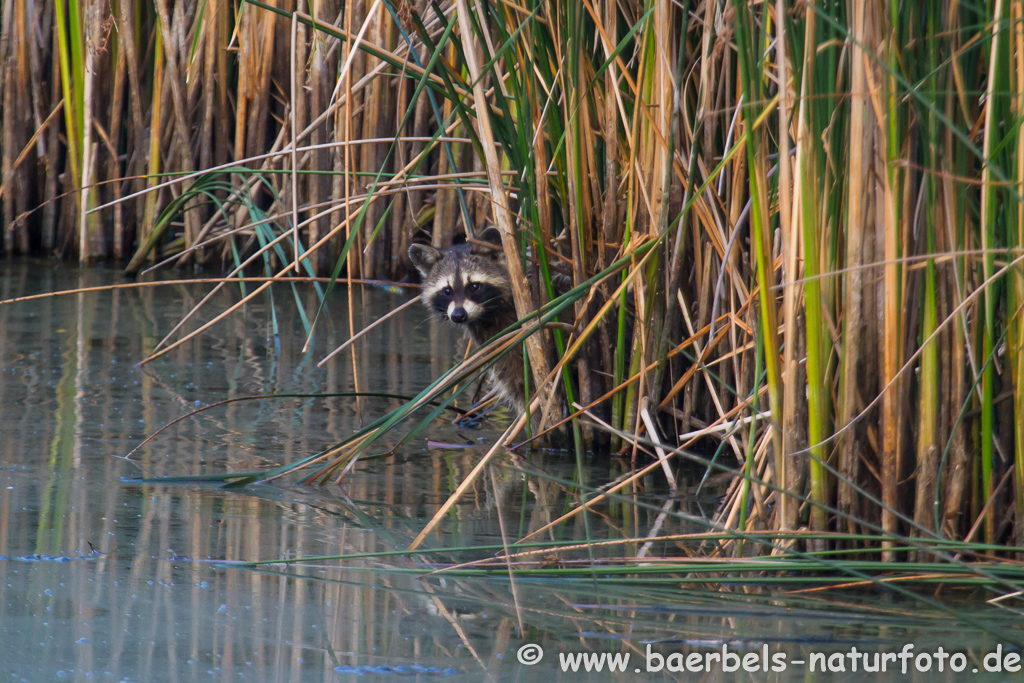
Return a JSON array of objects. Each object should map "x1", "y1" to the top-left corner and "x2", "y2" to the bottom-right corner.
[{"x1": 449, "y1": 307, "x2": 468, "y2": 323}]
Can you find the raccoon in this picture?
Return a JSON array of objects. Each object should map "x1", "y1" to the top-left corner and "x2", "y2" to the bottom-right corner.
[{"x1": 408, "y1": 227, "x2": 529, "y2": 412}]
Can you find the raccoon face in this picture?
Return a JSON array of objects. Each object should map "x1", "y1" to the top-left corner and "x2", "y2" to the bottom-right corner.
[
  {"x1": 423, "y1": 273, "x2": 508, "y2": 325},
  {"x1": 408, "y1": 227, "x2": 513, "y2": 327}
]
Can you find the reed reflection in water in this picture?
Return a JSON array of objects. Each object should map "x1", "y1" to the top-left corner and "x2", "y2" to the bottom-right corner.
[{"x1": 0, "y1": 264, "x2": 1011, "y2": 683}]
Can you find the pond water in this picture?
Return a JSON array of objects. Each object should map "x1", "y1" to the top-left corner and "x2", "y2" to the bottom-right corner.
[{"x1": 0, "y1": 263, "x2": 1020, "y2": 682}]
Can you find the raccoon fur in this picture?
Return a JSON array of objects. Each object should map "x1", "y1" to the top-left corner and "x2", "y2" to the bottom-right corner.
[{"x1": 408, "y1": 227, "x2": 531, "y2": 412}]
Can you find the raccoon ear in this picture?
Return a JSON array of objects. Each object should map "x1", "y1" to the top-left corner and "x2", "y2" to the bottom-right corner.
[
  {"x1": 479, "y1": 226, "x2": 503, "y2": 248},
  {"x1": 471, "y1": 226, "x2": 504, "y2": 258},
  {"x1": 408, "y1": 243, "x2": 442, "y2": 276}
]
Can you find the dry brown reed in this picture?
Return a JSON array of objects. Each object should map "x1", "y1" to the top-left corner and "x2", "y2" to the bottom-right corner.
[{"x1": 6, "y1": 0, "x2": 1024, "y2": 559}]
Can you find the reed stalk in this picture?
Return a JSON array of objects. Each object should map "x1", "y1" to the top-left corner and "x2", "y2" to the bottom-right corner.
[{"x1": 10, "y1": 0, "x2": 1024, "y2": 561}]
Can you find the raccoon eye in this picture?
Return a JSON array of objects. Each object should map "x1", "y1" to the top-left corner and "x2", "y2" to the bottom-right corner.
[
  {"x1": 441, "y1": 286, "x2": 453, "y2": 297},
  {"x1": 468, "y1": 282, "x2": 481, "y2": 292}
]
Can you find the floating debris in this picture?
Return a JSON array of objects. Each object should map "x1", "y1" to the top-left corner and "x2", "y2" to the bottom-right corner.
[{"x1": 0, "y1": 550, "x2": 103, "y2": 563}]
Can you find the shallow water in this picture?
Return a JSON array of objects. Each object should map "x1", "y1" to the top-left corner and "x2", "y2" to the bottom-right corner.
[{"x1": 0, "y1": 263, "x2": 1019, "y2": 682}]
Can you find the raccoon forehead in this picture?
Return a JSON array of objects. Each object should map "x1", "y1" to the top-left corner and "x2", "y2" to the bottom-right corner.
[{"x1": 459, "y1": 255, "x2": 509, "y2": 282}]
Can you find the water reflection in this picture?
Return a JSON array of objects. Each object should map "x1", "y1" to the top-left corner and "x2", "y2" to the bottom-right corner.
[{"x1": 0, "y1": 264, "x2": 1018, "y2": 682}]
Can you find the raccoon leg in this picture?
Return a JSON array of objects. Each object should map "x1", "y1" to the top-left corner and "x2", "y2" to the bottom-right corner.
[{"x1": 453, "y1": 387, "x2": 502, "y2": 428}]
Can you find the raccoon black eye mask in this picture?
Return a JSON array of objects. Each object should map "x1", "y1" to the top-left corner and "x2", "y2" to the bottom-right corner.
[{"x1": 426, "y1": 280, "x2": 506, "y2": 323}]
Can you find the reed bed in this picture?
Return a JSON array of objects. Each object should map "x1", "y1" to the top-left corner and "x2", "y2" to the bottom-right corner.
[{"x1": 7, "y1": 0, "x2": 1024, "y2": 567}]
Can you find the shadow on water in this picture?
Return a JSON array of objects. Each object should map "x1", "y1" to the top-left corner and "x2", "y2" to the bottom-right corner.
[{"x1": 0, "y1": 263, "x2": 1020, "y2": 682}]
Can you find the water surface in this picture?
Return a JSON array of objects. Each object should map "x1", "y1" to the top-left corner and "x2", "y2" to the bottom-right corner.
[{"x1": 0, "y1": 264, "x2": 1018, "y2": 682}]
